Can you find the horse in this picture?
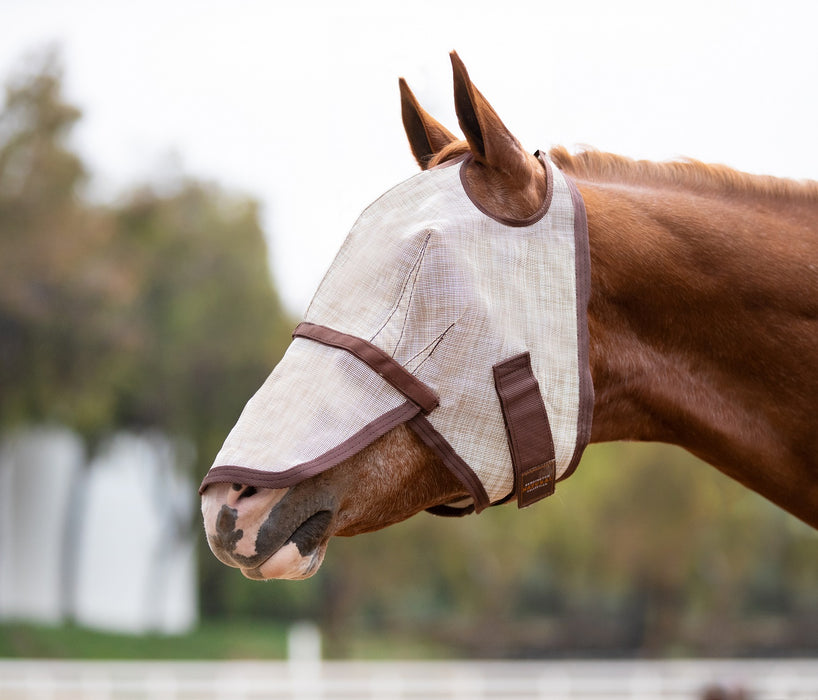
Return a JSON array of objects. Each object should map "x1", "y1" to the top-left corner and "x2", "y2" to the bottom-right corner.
[{"x1": 201, "y1": 52, "x2": 818, "y2": 581}]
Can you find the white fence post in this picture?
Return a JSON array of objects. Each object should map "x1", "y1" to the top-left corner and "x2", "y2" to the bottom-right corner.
[{"x1": 288, "y1": 621, "x2": 323, "y2": 700}]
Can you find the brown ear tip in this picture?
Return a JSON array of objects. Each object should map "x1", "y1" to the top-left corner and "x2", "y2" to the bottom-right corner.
[{"x1": 399, "y1": 77, "x2": 416, "y2": 105}]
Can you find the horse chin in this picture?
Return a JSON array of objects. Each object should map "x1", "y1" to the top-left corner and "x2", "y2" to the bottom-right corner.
[{"x1": 242, "y1": 539, "x2": 329, "y2": 580}]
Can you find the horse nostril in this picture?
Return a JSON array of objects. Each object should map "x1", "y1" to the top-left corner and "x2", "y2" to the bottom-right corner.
[{"x1": 231, "y1": 484, "x2": 258, "y2": 500}]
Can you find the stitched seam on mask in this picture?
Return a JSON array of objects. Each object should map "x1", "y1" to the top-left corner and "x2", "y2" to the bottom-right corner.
[
  {"x1": 371, "y1": 230, "x2": 431, "y2": 349},
  {"x1": 406, "y1": 322, "x2": 455, "y2": 374},
  {"x1": 374, "y1": 231, "x2": 429, "y2": 351},
  {"x1": 392, "y1": 259, "x2": 421, "y2": 358},
  {"x1": 292, "y1": 322, "x2": 440, "y2": 412}
]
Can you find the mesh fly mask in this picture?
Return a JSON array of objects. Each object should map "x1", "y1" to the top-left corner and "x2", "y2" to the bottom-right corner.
[{"x1": 200, "y1": 152, "x2": 593, "y2": 514}]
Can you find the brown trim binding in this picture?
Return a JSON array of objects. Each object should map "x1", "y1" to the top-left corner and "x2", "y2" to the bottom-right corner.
[
  {"x1": 407, "y1": 414, "x2": 491, "y2": 513},
  {"x1": 199, "y1": 401, "x2": 420, "y2": 493},
  {"x1": 293, "y1": 322, "x2": 439, "y2": 414},
  {"x1": 458, "y1": 152, "x2": 554, "y2": 228},
  {"x1": 493, "y1": 352, "x2": 556, "y2": 507},
  {"x1": 560, "y1": 174, "x2": 594, "y2": 481}
]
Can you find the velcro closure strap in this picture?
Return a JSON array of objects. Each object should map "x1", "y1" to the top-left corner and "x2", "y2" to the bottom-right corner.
[
  {"x1": 293, "y1": 322, "x2": 440, "y2": 413},
  {"x1": 492, "y1": 352, "x2": 556, "y2": 508}
]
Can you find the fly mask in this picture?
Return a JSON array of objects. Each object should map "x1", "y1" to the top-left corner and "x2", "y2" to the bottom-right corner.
[{"x1": 200, "y1": 152, "x2": 593, "y2": 514}]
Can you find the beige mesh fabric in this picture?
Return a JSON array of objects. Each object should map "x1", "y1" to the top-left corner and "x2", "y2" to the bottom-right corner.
[
  {"x1": 202, "y1": 153, "x2": 593, "y2": 511},
  {"x1": 211, "y1": 338, "x2": 413, "y2": 480}
]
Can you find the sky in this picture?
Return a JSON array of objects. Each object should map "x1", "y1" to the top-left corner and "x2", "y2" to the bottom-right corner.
[{"x1": 1, "y1": 0, "x2": 817, "y2": 315}]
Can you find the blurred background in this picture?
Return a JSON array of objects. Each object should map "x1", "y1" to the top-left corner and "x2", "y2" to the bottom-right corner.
[{"x1": 1, "y1": 0, "x2": 818, "y2": 674}]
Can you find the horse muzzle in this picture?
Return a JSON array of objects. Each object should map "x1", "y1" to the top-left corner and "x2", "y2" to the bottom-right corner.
[{"x1": 201, "y1": 482, "x2": 334, "y2": 580}]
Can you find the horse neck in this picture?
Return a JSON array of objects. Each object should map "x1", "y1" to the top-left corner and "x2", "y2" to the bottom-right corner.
[{"x1": 582, "y1": 179, "x2": 818, "y2": 526}]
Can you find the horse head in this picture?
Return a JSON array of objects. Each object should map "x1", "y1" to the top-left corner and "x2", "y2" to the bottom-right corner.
[{"x1": 200, "y1": 52, "x2": 593, "y2": 579}]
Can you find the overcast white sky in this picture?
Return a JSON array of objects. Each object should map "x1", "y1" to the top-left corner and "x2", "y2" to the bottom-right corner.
[{"x1": 2, "y1": 0, "x2": 817, "y2": 314}]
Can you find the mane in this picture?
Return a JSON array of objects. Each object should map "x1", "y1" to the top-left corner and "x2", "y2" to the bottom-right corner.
[
  {"x1": 548, "y1": 146, "x2": 818, "y2": 203},
  {"x1": 428, "y1": 141, "x2": 818, "y2": 203},
  {"x1": 428, "y1": 141, "x2": 471, "y2": 168}
]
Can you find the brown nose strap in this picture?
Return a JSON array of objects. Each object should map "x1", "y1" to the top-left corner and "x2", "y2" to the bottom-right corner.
[{"x1": 293, "y1": 322, "x2": 440, "y2": 414}]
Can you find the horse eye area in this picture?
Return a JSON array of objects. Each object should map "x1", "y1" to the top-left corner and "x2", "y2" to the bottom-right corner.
[{"x1": 287, "y1": 510, "x2": 333, "y2": 556}]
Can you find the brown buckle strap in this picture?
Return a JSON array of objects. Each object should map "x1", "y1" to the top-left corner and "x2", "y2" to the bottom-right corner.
[
  {"x1": 493, "y1": 352, "x2": 556, "y2": 508},
  {"x1": 293, "y1": 322, "x2": 440, "y2": 414}
]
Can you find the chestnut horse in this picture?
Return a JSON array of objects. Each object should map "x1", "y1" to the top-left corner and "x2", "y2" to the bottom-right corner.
[{"x1": 202, "y1": 53, "x2": 818, "y2": 580}]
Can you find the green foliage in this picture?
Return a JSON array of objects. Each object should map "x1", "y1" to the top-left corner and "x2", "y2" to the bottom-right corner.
[
  {"x1": 0, "y1": 52, "x2": 117, "y2": 432},
  {"x1": 0, "y1": 621, "x2": 288, "y2": 660},
  {"x1": 111, "y1": 183, "x2": 290, "y2": 467},
  {"x1": 299, "y1": 443, "x2": 818, "y2": 657}
]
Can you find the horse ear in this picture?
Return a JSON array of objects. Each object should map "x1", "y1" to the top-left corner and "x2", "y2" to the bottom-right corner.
[
  {"x1": 450, "y1": 51, "x2": 529, "y2": 179},
  {"x1": 399, "y1": 77, "x2": 457, "y2": 171}
]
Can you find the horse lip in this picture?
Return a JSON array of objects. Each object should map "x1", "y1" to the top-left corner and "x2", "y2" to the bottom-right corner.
[
  {"x1": 228, "y1": 508, "x2": 334, "y2": 571},
  {"x1": 285, "y1": 510, "x2": 334, "y2": 556},
  {"x1": 240, "y1": 512, "x2": 333, "y2": 580},
  {"x1": 241, "y1": 566, "x2": 268, "y2": 580}
]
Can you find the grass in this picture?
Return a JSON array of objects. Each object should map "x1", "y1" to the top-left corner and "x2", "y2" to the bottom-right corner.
[{"x1": 0, "y1": 620, "x2": 289, "y2": 660}]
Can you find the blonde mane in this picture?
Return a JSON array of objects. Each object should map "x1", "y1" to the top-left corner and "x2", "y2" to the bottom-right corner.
[{"x1": 548, "y1": 146, "x2": 818, "y2": 202}]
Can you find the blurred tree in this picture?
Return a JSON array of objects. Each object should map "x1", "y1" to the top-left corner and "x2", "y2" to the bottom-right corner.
[
  {"x1": 0, "y1": 49, "x2": 294, "y2": 622},
  {"x1": 113, "y1": 182, "x2": 290, "y2": 469},
  {"x1": 109, "y1": 184, "x2": 292, "y2": 618},
  {"x1": 0, "y1": 50, "x2": 132, "y2": 433},
  {"x1": 0, "y1": 49, "x2": 290, "y2": 453}
]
